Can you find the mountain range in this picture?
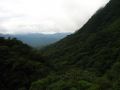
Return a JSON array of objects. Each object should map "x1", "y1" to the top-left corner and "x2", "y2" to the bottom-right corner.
[{"x1": 0, "y1": 33, "x2": 70, "y2": 48}]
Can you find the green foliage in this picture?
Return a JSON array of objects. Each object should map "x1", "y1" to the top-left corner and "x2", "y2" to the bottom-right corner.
[
  {"x1": 40, "y1": 0, "x2": 120, "y2": 90},
  {"x1": 1, "y1": 0, "x2": 120, "y2": 90},
  {"x1": 30, "y1": 69, "x2": 95, "y2": 90},
  {"x1": 0, "y1": 37, "x2": 49, "y2": 90}
]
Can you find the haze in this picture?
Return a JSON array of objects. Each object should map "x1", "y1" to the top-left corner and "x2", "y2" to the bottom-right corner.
[{"x1": 0, "y1": 0, "x2": 109, "y2": 34}]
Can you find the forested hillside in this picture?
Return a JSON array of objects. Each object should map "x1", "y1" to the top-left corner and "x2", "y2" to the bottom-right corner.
[
  {"x1": 37, "y1": 0, "x2": 120, "y2": 89},
  {"x1": 43, "y1": 0, "x2": 120, "y2": 68},
  {"x1": 0, "y1": 37, "x2": 50, "y2": 90},
  {"x1": 1, "y1": 0, "x2": 120, "y2": 90}
]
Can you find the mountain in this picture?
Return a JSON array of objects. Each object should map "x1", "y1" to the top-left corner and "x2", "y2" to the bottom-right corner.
[
  {"x1": 43, "y1": 0, "x2": 120, "y2": 69},
  {"x1": 36, "y1": 0, "x2": 120, "y2": 89},
  {"x1": 1, "y1": 0, "x2": 120, "y2": 90},
  {"x1": 0, "y1": 33, "x2": 70, "y2": 48}
]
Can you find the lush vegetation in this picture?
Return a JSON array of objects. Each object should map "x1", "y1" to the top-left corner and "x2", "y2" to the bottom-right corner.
[
  {"x1": 0, "y1": 37, "x2": 50, "y2": 90},
  {"x1": 1, "y1": 0, "x2": 120, "y2": 90},
  {"x1": 40, "y1": 0, "x2": 120, "y2": 89}
]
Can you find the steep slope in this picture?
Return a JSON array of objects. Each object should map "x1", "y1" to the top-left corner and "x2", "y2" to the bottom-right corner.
[
  {"x1": 43, "y1": 0, "x2": 120, "y2": 71},
  {"x1": 1, "y1": 0, "x2": 120, "y2": 90},
  {"x1": 35, "y1": 0, "x2": 120, "y2": 89}
]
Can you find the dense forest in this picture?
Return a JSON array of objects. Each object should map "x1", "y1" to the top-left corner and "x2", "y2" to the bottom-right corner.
[
  {"x1": 0, "y1": 37, "x2": 50, "y2": 90},
  {"x1": 0, "y1": 0, "x2": 120, "y2": 90}
]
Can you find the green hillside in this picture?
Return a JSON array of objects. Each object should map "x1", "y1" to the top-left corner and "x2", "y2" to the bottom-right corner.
[
  {"x1": 43, "y1": 0, "x2": 120, "y2": 68},
  {"x1": 35, "y1": 0, "x2": 120, "y2": 89},
  {"x1": 0, "y1": 37, "x2": 50, "y2": 90},
  {"x1": 1, "y1": 0, "x2": 120, "y2": 90}
]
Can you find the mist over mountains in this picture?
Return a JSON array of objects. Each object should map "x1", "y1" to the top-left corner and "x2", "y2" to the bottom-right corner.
[{"x1": 0, "y1": 33, "x2": 70, "y2": 47}]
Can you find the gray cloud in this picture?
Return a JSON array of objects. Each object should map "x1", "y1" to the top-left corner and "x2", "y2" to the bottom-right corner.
[
  {"x1": 0, "y1": 0, "x2": 110, "y2": 34},
  {"x1": 0, "y1": 27, "x2": 7, "y2": 33}
]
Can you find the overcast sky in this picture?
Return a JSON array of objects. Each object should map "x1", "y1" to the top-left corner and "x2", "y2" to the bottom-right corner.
[{"x1": 0, "y1": 0, "x2": 109, "y2": 34}]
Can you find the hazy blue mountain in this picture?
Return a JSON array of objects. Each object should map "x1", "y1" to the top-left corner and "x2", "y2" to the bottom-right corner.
[{"x1": 0, "y1": 33, "x2": 70, "y2": 48}]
